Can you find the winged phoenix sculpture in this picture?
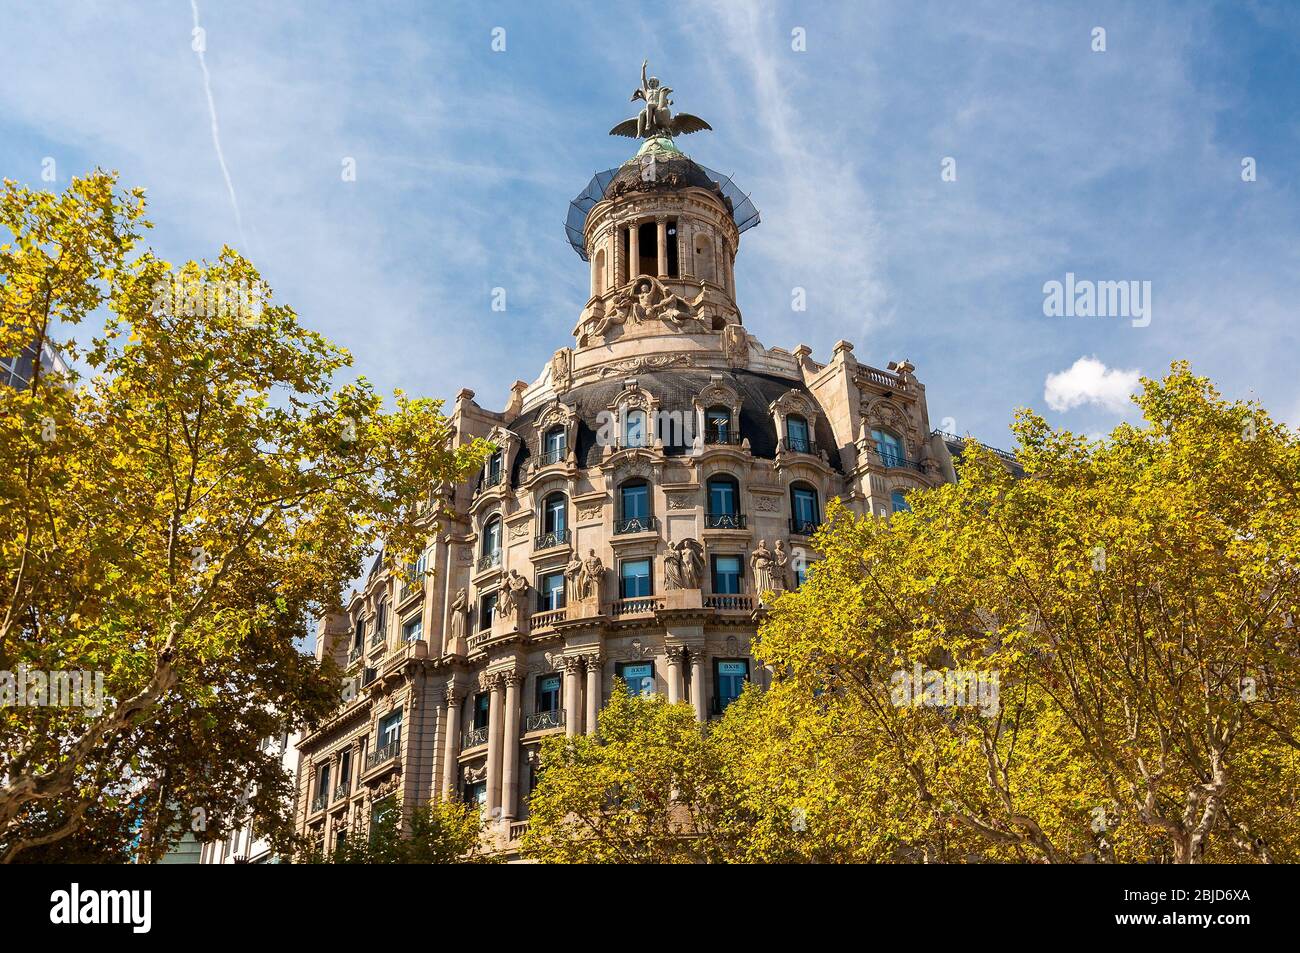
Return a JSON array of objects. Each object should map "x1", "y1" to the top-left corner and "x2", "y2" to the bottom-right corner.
[{"x1": 609, "y1": 59, "x2": 713, "y2": 140}]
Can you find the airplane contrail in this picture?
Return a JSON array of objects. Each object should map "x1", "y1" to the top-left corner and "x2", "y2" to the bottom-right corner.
[{"x1": 190, "y1": 0, "x2": 248, "y2": 249}]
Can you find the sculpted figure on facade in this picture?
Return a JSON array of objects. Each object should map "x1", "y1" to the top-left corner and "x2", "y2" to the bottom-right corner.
[
  {"x1": 772, "y1": 540, "x2": 790, "y2": 591},
  {"x1": 750, "y1": 539, "x2": 780, "y2": 595},
  {"x1": 449, "y1": 588, "x2": 468, "y2": 642},
  {"x1": 580, "y1": 549, "x2": 606, "y2": 601},
  {"x1": 677, "y1": 538, "x2": 704, "y2": 589},
  {"x1": 564, "y1": 553, "x2": 585, "y2": 602},
  {"x1": 498, "y1": 569, "x2": 530, "y2": 620}
]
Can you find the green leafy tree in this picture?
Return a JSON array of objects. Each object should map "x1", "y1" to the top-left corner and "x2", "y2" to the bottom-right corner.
[
  {"x1": 523, "y1": 682, "x2": 726, "y2": 863},
  {"x1": 0, "y1": 172, "x2": 490, "y2": 862},
  {"x1": 301, "y1": 799, "x2": 496, "y2": 864},
  {"x1": 758, "y1": 364, "x2": 1300, "y2": 863}
]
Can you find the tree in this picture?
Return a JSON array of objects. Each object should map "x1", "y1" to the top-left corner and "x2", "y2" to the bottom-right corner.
[
  {"x1": 758, "y1": 364, "x2": 1300, "y2": 863},
  {"x1": 523, "y1": 682, "x2": 726, "y2": 863},
  {"x1": 0, "y1": 172, "x2": 490, "y2": 862},
  {"x1": 301, "y1": 798, "x2": 495, "y2": 864}
]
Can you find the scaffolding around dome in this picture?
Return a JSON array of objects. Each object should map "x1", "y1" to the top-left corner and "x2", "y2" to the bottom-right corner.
[{"x1": 565, "y1": 162, "x2": 760, "y2": 261}]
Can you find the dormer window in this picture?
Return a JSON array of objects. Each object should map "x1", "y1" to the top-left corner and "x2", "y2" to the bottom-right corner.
[
  {"x1": 785, "y1": 415, "x2": 811, "y2": 454},
  {"x1": 542, "y1": 426, "x2": 566, "y2": 466},
  {"x1": 485, "y1": 450, "x2": 504, "y2": 487},
  {"x1": 625, "y1": 409, "x2": 647, "y2": 448},
  {"x1": 705, "y1": 406, "x2": 732, "y2": 445}
]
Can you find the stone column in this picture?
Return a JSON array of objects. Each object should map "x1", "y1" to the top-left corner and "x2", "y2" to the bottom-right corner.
[
  {"x1": 485, "y1": 675, "x2": 504, "y2": 816},
  {"x1": 585, "y1": 655, "x2": 601, "y2": 736},
  {"x1": 666, "y1": 647, "x2": 683, "y2": 704},
  {"x1": 656, "y1": 217, "x2": 668, "y2": 277},
  {"x1": 441, "y1": 684, "x2": 461, "y2": 798},
  {"x1": 628, "y1": 221, "x2": 640, "y2": 279},
  {"x1": 678, "y1": 221, "x2": 693, "y2": 278},
  {"x1": 501, "y1": 673, "x2": 521, "y2": 820},
  {"x1": 690, "y1": 650, "x2": 707, "y2": 721},
  {"x1": 563, "y1": 657, "x2": 581, "y2": 737}
]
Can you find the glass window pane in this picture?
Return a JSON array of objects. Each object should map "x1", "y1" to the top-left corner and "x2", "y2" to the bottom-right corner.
[
  {"x1": 621, "y1": 483, "x2": 648, "y2": 520},
  {"x1": 620, "y1": 559, "x2": 652, "y2": 597}
]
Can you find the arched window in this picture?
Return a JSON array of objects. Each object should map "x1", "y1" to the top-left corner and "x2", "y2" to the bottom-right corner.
[
  {"x1": 790, "y1": 483, "x2": 820, "y2": 535},
  {"x1": 480, "y1": 516, "x2": 502, "y2": 569},
  {"x1": 374, "y1": 599, "x2": 389, "y2": 647},
  {"x1": 890, "y1": 490, "x2": 911, "y2": 515},
  {"x1": 616, "y1": 479, "x2": 652, "y2": 534},
  {"x1": 694, "y1": 234, "x2": 716, "y2": 284},
  {"x1": 705, "y1": 405, "x2": 732, "y2": 444},
  {"x1": 871, "y1": 429, "x2": 905, "y2": 468},
  {"x1": 593, "y1": 248, "x2": 606, "y2": 296},
  {"x1": 542, "y1": 492, "x2": 567, "y2": 538},
  {"x1": 542, "y1": 426, "x2": 566, "y2": 465},
  {"x1": 785, "y1": 414, "x2": 811, "y2": 454},
  {"x1": 706, "y1": 475, "x2": 742, "y2": 528},
  {"x1": 625, "y1": 408, "x2": 647, "y2": 448}
]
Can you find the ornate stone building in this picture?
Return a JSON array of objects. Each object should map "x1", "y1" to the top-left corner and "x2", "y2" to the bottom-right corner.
[{"x1": 294, "y1": 67, "x2": 998, "y2": 858}]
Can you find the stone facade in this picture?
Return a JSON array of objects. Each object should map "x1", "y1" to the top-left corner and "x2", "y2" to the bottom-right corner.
[{"x1": 294, "y1": 136, "x2": 987, "y2": 858}]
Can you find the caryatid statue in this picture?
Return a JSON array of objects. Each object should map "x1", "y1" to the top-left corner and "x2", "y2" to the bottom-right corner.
[
  {"x1": 449, "y1": 588, "x2": 468, "y2": 642},
  {"x1": 750, "y1": 539, "x2": 779, "y2": 595},
  {"x1": 609, "y1": 60, "x2": 713, "y2": 141},
  {"x1": 580, "y1": 549, "x2": 607, "y2": 601}
]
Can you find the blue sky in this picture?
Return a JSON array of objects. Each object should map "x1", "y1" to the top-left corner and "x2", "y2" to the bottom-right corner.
[{"x1": 3, "y1": 0, "x2": 1297, "y2": 449}]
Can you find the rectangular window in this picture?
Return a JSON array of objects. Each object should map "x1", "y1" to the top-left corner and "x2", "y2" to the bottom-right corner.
[
  {"x1": 536, "y1": 674, "x2": 562, "y2": 713},
  {"x1": 711, "y1": 554, "x2": 743, "y2": 594},
  {"x1": 317, "y1": 762, "x2": 331, "y2": 799},
  {"x1": 616, "y1": 661, "x2": 656, "y2": 697},
  {"x1": 479, "y1": 592, "x2": 498, "y2": 630},
  {"x1": 465, "y1": 781, "x2": 487, "y2": 816},
  {"x1": 708, "y1": 480, "x2": 737, "y2": 515},
  {"x1": 792, "y1": 487, "x2": 818, "y2": 527},
  {"x1": 620, "y1": 558, "x2": 652, "y2": 598},
  {"x1": 539, "y1": 571, "x2": 566, "y2": 611},
  {"x1": 338, "y1": 750, "x2": 351, "y2": 789},
  {"x1": 377, "y1": 710, "x2": 402, "y2": 748},
  {"x1": 352, "y1": 618, "x2": 365, "y2": 650},
  {"x1": 715, "y1": 658, "x2": 750, "y2": 712},
  {"x1": 401, "y1": 615, "x2": 423, "y2": 642},
  {"x1": 474, "y1": 692, "x2": 491, "y2": 730},
  {"x1": 621, "y1": 483, "x2": 649, "y2": 520}
]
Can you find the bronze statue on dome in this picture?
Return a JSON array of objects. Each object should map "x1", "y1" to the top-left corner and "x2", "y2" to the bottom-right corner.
[{"x1": 610, "y1": 60, "x2": 713, "y2": 140}]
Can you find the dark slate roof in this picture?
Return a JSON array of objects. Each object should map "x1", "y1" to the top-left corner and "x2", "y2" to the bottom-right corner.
[{"x1": 503, "y1": 368, "x2": 842, "y2": 484}]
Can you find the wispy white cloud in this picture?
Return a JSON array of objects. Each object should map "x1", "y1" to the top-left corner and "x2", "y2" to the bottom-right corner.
[
  {"x1": 1044, "y1": 356, "x2": 1140, "y2": 414},
  {"x1": 189, "y1": 1, "x2": 245, "y2": 249}
]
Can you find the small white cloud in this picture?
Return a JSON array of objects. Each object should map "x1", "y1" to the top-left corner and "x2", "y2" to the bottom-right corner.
[{"x1": 1044, "y1": 356, "x2": 1140, "y2": 413}]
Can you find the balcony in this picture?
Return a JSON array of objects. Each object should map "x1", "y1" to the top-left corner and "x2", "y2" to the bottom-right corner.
[
  {"x1": 476, "y1": 550, "x2": 501, "y2": 572},
  {"x1": 613, "y1": 516, "x2": 658, "y2": 535},
  {"x1": 347, "y1": 644, "x2": 363, "y2": 663},
  {"x1": 534, "y1": 528, "x2": 571, "y2": 550},
  {"x1": 780, "y1": 436, "x2": 817, "y2": 455},
  {"x1": 332, "y1": 783, "x2": 350, "y2": 802},
  {"x1": 462, "y1": 725, "x2": 489, "y2": 749},
  {"x1": 705, "y1": 593, "x2": 756, "y2": 612},
  {"x1": 530, "y1": 606, "x2": 567, "y2": 630},
  {"x1": 525, "y1": 708, "x2": 565, "y2": 732},
  {"x1": 481, "y1": 470, "x2": 504, "y2": 490},
  {"x1": 366, "y1": 739, "x2": 400, "y2": 770},
  {"x1": 611, "y1": 596, "x2": 663, "y2": 618},
  {"x1": 704, "y1": 430, "x2": 742, "y2": 446},
  {"x1": 704, "y1": 512, "x2": 746, "y2": 530},
  {"x1": 310, "y1": 793, "x2": 327, "y2": 813},
  {"x1": 368, "y1": 631, "x2": 384, "y2": 648},
  {"x1": 789, "y1": 517, "x2": 821, "y2": 536},
  {"x1": 877, "y1": 451, "x2": 926, "y2": 474},
  {"x1": 538, "y1": 446, "x2": 566, "y2": 467}
]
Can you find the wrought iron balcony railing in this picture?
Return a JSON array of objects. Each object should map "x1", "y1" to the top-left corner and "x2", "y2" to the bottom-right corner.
[
  {"x1": 534, "y1": 528, "x2": 571, "y2": 550},
  {"x1": 781, "y1": 436, "x2": 816, "y2": 455},
  {"x1": 310, "y1": 793, "x2": 327, "y2": 812},
  {"x1": 613, "y1": 516, "x2": 658, "y2": 535},
  {"x1": 462, "y1": 726, "x2": 489, "y2": 749},
  {"x1": 476, "y1": 550, "x2": 501, "y2": 571},
  {"x1": 366, "y1": 739, "x2": 400, "y2": 769},
  {"x1": 704, "y1": 430, "x2": 742, "y2": 446},
  {"x1": 704, "y1": 512, "x2": 746, "y2": 530},
  {"x1": 332, "y1": 783, "x2": 350, "y2": 802},
  {"x1": 525, "y1": 708, "x2": 565, "y2": 732},
  {"x1": 538, "y1": 446, "x2": 566, "y2": 466},
  {"x1": 877, "y1": 451, "x2": 926, "y2": 473},
  {"x1": 348, "y1": 644, "x2": 363, "y2": 663},
  {"x1": 789, "y1": 517, "x2": 821, "y2": 536},
  {"x1": 481, "y1": 470, "x2": 504, "y2": 489}
]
